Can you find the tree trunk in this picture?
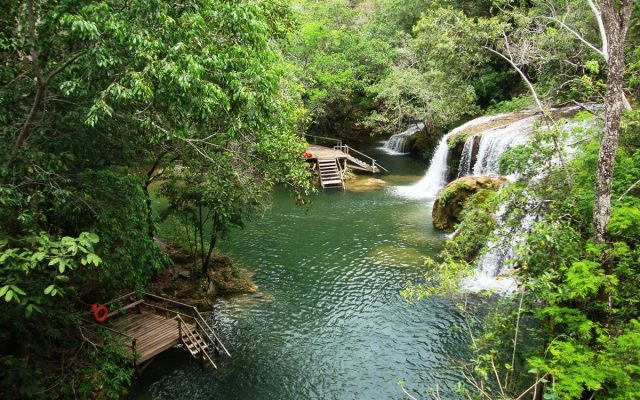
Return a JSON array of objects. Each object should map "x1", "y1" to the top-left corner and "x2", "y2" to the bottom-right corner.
[
  {"x1": 143, "y1": 151, "x2": 167, "y2": 238},
  {"x1": 593, "y1": 0, "x2": 632, "y2": 245},
  {"x1": 202, "y1": 231, "x2": 217, "y2": 277}
]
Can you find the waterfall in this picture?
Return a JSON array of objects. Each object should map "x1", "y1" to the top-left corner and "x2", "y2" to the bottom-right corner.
[
  {"x1": 471, "y1": 115, "x2": 537, "y2": 176},
  {"x1": 394, "y1": 114, "x2": 510, "y2": 199},
  {"x1": 459, "y1": 107, "x2": 592, "y2": 292},
  {"x1": 457, "y1": 138, "x2": 474, "y2": 178},
  {"x1": 381, "y1": 123, "x2": 425, "y2": 155},
  {"x1": 392, "y1": 105, "x2": 592, "y2": 292},
  {"x1": 461, "y1": 201, "x2": 540, "y2": 293}
]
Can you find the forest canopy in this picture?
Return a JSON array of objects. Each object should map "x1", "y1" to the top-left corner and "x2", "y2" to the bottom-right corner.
[{"x1": 1, "y1": 0, "x2": 639, "y2": 398}]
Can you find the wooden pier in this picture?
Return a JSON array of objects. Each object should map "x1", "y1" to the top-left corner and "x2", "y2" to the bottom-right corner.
[
  {"x1": 304, "y1": 135, "x2": 387, "y2": 190},
  {"x1": 81, "y1": 292, "x2": 229, "y2": 370}
]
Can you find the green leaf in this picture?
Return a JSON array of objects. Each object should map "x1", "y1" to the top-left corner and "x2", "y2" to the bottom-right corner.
[
  {"x1": 44, "y1": 285, "x2": 55, "y2": 295},
  {"x1": 10, "y1": 285, "x2": 25, "y2": 296}
]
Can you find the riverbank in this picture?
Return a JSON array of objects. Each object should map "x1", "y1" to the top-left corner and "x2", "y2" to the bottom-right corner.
[
  {"x1": 149, "y1": 238, "x2": 257, "y2": 308},
  {"x1": 126, "y1": 145, "x2": 469, "y2": 400}
]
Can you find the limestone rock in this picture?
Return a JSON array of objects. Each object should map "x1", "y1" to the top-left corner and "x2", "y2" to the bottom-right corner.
[{"x1": 432, "y1": 176, "x2": 506, "y2": 232}]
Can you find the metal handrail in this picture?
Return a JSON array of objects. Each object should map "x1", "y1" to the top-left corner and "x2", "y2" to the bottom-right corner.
[{"x1": 336, "y1": 157, "x2": 344, "y2": 179}]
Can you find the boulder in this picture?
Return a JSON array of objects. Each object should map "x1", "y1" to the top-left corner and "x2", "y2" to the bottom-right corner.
[{"x1": 432, "y1": 176, "x2": 507, "y2": 232}]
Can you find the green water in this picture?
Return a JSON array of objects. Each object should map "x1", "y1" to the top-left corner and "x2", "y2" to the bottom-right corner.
[{"x1": 129, "y1": 145, "x2": 468, "y2": 399}]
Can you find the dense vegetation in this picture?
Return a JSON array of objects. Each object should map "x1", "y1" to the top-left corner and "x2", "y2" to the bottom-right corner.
[
  {"x1": 395, "y1": 1, "x2": 640, "y2": 399},
  {"x1": 0, "y1": 0, "x2": 311, "y2": 397},
  {"x1": 1, "y1": 0, "x2": 638, "y2": 398}
]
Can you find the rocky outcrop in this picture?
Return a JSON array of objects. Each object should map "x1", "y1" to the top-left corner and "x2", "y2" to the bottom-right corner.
[
  {"x1": 407, "y1": 126, "x2": 440, "y2": 160},
  {"x1": 432, "y1": 176, "x2": 507, "y2": 232}
]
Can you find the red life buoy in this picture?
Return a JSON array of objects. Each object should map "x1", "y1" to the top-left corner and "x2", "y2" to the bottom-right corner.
[
  {"x1": 90, "y1": 303, "x2": 109, "y2": 323},
  {"x1": 303, "y1": 152, "x2": 313, "y2": 159}
]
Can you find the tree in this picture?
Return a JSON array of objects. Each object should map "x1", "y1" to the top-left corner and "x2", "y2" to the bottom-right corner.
[
  {"x1": 594, "y1": 0, "x2": 633, "y2": 244},
  {"x1": 0, "y1": 0, "x2": 311, "y2": 395}
]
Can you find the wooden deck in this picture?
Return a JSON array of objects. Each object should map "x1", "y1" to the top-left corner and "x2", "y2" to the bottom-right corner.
[
  {"x1": 82, "y1": 292, "x2": 230, "y2": 370},
  {"x1": 111, "y1": 312, "x2": 192, "y2": 363},
  {"x1": 305, "y1": 143, "x2": 387, "y2": 174},
  {"x1": 307, "y1": 144, "x2": 348, "y2": 160}
]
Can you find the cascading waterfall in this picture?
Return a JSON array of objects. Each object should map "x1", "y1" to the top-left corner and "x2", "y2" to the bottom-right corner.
[
  {"x1": 461, "y1": 108, "x2": 590, "y2": 292},
  {"x1": 394, "y1": 114, "x2": 510, "y2": 199},
  {"x1": 457, "y1": 138, "x2": 474, "y2": 178},
  {"x1": 394, "y1": 105, "x2": 592, "y2": 291},
  {"x1": 455, "y1": 113, "x2": 538, "y2": 178},
  {"x1": 461, "y1": 199, "x2": 541, "y2": 293},
  {"x1": 381, "y1": 123, "x2": 425, "y2": 155},
  {"x1": 471, "y1": 115, "x2": 537, "y2": 176}
]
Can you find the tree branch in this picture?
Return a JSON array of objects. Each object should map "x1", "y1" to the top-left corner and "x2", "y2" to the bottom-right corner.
[
  {"x1": 483, "y1": 45, "x2": 547, "y2": 117},
  {"x1": 617, "y1": 178, "x2": 640, "y2": 201},
  {"x1": 13, "y1": 0, "x2": 44, "y2": 154},
  {"x1": 12, "y1": 4, "x2": 87, "y2": 153},
  {"x1": 587, "y1": 0, "x2": 608, "y2": 60},
  {"x1": 45, "y1": 50, "x2": 86, "y2": 85},
  {"x1": 541, "y1": 16, "x2": 605, "y2": 59}
]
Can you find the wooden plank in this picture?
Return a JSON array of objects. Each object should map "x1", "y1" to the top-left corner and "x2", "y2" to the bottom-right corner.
[
  {"x1": 112, "y1": 314, "x2": 156, "y2": 332},
  {"x1": 107, "y1": 299, "x2": 145, "y2": 319},
  {"x1": 136, "y1": 321, "x2": 181, "y2": 351},
  {"x1": 123, "y1": 314, "x2": 170, "y2": 335},
  {"x1": 138, "y1": 336, "x2": 181, "y2": 363},
  {"x1": 111, "y1": 312, "x2": 155, "y2": 329},
  {"x1": 137, "y1": 334, "x2": 181, "y2": 360},
  {"x1": 134, "y1": 321, "x2": 179, "y2": 344}
]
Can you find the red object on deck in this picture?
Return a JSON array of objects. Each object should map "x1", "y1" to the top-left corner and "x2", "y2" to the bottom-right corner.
[
  {"x1": 91, "y1": 303, "x2": 109, "y2": 323},
  {"x1": 303, "y1": 152, "x2": 313, "y2": 159}
]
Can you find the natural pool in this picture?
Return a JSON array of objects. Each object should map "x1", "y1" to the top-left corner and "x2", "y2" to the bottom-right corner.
[{"x1": 129, "y1": 146, "x2": 468, "y2": 399}]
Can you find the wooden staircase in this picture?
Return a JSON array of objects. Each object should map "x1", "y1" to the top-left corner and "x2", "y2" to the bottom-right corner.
[
  {"x1": 86, "y1": 292, "x2": 232, "y2": 372},
  {"x1": 318, "y1": 158, "x2": 344, "y2": 190},
  {"x1": 178, "y1": 315, "x2": 218, "y2": 368},
  {"x1": 345, "y1": 153, "x2": 380, "y2": 173}
]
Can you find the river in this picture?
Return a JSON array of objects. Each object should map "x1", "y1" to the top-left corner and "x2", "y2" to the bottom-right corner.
[{"x1": 128, "y1": 145, "x2": 468, "y2": 400}]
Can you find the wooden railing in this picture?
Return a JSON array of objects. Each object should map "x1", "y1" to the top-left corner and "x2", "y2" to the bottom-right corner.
[
  {"x1": 334, "y1": 145, "x2": 388, "y2": 173},
  {"x1": 177, "y1": 314, "x2": 217, "y2": 368},
  {"x1": 85, "y1": 291, "x2": 230, "y2": 364},
  {"x1": 304, "y1": 133, "x2": 343, "y2": 147},
  {"x1": 142, "y1": 292, "x2": 230, "y2": 357}
]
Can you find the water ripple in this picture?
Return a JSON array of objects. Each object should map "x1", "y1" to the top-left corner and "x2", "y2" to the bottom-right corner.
[{"x1": 129, "y1": 150, "x2": 468, "y2": 400}]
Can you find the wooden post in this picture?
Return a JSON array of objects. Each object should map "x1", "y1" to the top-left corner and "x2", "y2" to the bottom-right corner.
[{"x1": 132, "y1": 338, "x2": 141, "y2": 377}]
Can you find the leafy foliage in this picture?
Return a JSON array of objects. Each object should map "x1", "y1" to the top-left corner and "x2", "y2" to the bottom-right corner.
[
  {"x1": 408, "y1": 110, "x2": 640, "y2": 398},
  {"x1": 1, "y1": 0, "x2": 312, "y2": 396}
]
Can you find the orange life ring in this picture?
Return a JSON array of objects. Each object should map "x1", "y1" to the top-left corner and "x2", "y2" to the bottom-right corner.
[
  {"x1": 302, "y1": 152, "x2": 313, "y2": 159},
  {"x1": 90, "y1": 303, "x2": 109, "y2": 323}
]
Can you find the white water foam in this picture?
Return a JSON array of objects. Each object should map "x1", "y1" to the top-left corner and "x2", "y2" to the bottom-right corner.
[
  {"x1": 394, "y1": 114, "x2": 510, "y2": 199},
  {"x1": 380, "y1": 123, "x2": 425, "y2": 155}
]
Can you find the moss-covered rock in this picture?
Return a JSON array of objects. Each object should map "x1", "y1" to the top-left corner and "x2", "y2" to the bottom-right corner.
[
  {"x1": 147, "y1": 240, "x2": 257, "y2": 307},
  {"x1": 432, "y1": 176, "x2": 507, "y2": 232},
  {"x1": 407, "y1": 125, "x2": 440, "y2": 160}
]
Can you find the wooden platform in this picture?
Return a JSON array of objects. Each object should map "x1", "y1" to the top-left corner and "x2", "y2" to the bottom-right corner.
[
  {"x1": 82, "y1": 292, "x2": 230, "y2": 370},
  {"x1": 307, "y1": 144, "x2": 348, "y2": 160},
  {"x1": 111, "y1": 312, "x2": 193, "y2": 363},
  {"x1": 306, "y1": 144, "x2": 387, "y2": 174}
]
